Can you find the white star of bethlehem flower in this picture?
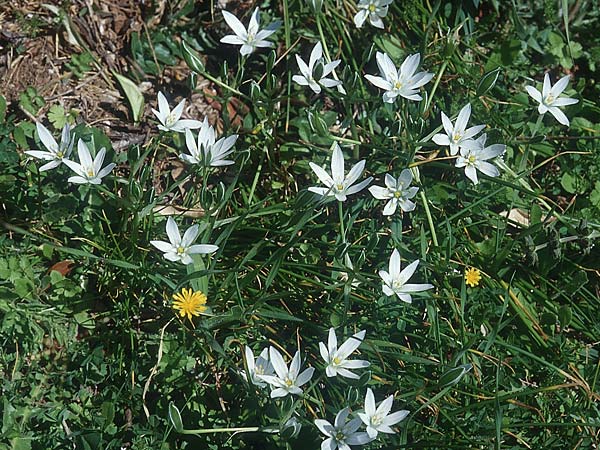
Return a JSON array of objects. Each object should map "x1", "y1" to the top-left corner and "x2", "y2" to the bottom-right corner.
[
  {"x1": 379, "y1": 249, "x2": 433, "y2": 303},
  {"x1": 241, "y1": 346, "x2": 275, "y2": 388},
  {"x1": 368, "y1": 169, "x2": 419, "y2": 215},
  {"x1": 308, "y1": 144, "x2": 373, "y2": 201},
  {"x1": 319, "y1": 328, "x2": 370, "y2": 379},
  {"x1": 152, "y1": 92, "x2": 202, "y2": 133},
  {"x1": 25, "y1": 122, "x2": 74, "y2": 172},
  {"x1": 353, "y1": 0, "x2": 393, "y2": 29},
  {"x1": 455, "y1": 133, "x2": 506, "y2": 185},
  {"x1": 432, "y1": 103, "x2": 485, "y2": 155},
  {"x1": 150, "y1": 217, "x2": 218, "y2": 265},
  {"x1": 315, "y1": 407, "x2": 373, "y2": 450},
  {"x1": 525, "y1": 73, "x2": 579, "y2": 126},
  {"x1": 220, "y1": 8, "x2": 281, "y2": 56},
  {"x1": 63, "y1": 139, "x2": 116, "y2": 185},
  {"x1": 292, "y1": 42, "x2": 342, "y2": 94},
  {"x1": 358, "y1": 388, "x2": 409, "y2": 439},
  {"x1": 365, "y1": 52, "x2": 433, "y2": 103},
  {"x1": 257, "y1": 347, "x2": 314, "y2": 398},
  {"x1": 181, "y1": 117, "x2": 238, "y2": 167}
]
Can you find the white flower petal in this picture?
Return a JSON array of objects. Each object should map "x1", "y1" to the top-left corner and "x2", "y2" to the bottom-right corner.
[{"x1": 222, "y1": 10, "x2": 247, "y2": 38}]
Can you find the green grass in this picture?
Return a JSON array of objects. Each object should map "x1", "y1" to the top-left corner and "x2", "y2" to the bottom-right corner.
[{"x1": 1, "y1": 1, "x2": 599, "y2": 449}]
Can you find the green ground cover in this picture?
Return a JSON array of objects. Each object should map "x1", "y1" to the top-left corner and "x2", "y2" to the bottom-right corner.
[{"x1": 1, "y1": 0, "x2": 599, "y2": 449}]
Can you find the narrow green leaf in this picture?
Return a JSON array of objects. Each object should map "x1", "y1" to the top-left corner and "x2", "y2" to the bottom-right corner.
[{"x1": 0, "y1": 95, "x2": 6, "y2": 123}]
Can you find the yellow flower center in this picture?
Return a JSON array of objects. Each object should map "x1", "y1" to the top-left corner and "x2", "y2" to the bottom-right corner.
[
  {"x1": 332, "y1": 356, "x2": 342, "y2": 365},
  {"x1": 465, "y1": 267, "x2": 482, "y2": 287},
  {"x1": 57, "y1": 151, "x2": 64, "y2": 158},
  {"x1": 172, "y1": 288, "x2": 207, "y2": 322},
  {"x1": 166, "y1": 112, "x2": 177, "y2": 127},
  {"x1": 545, "y1": 94, "x2": 554, "y2": 104},
  {"x1": 285, "y1": 378, "x2": 294, "y2": 387},
  {"x1": 468, "y1": 155, "x2": 477, "y2": 164},
  {"x1": 255, "y1": 364, "x2": 264, "y2": 375},
  {"x1": 372, "y1": 413, "x2": 383, "y2": 426},
  {"x1": 335, "y1": 431, "x2": 346, "y2": 441},
  {"x1": 86, "y1": 168, "x2": 95, "y2": 177},
  {"x1": 453, "y1": 132, "x2": 462, "y2": 142},
  {"x1": 394, "y1": 191, "x2": 402, "y2": 198},
  {"x1": 369, "y1": 3, "x2": 377, "y2": 12},
  {"x1": 394, "y1": 80, "x2": 403, "y2": 90},
  {"x1": 336, "y1": 183, "x2": 344, "y2": 191},
  {"x1": 177, "y1": 246, "x2": 185, "y2": 254}
]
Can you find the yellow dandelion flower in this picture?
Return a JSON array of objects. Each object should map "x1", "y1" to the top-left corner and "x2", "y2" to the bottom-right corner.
[
  {"x1": 172, "y1": 288, "x2": 207, "y2": 322},
  {"x1": 465, "y1": 267, "x2": 482, "y2": 288}
]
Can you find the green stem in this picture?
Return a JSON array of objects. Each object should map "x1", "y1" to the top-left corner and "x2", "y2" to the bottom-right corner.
[
  {"x1": 181, "y1": 426, "x2": 266, "y2": 435},
  {"x1": 420, "y1": 190, "x2": 439, "y2": 247},
  {"x1": 36, "y1": 169, "x2": 42, "y2": 220},
  {"x1": 248, "y1": 146, "x2": 266, "y2": 204},
  {"x1": 425, "y1": 60, "x2": 448, "y2": 113},
  {"x1": 338, "y1": 200, "x2": 346, "y2": 244},
  {"x1": 201, "y1": 72, "x2": 246, "y2": 99},
  {"x1": 282, "y1": 0, "x2": 292, "y2": 133},
  {"x1": 316, "y1": 15, "x2": 343, "y2": 88},
  {"x1": 330, "y1": 135, "x2": 362, "y2": 145},
  {"x1": 518, "y1": 114, "x2": 544, "y2": 172}
]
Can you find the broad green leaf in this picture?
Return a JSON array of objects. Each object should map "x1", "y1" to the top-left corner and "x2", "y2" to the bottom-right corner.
[
  {"x1": 558, "y1": 305, "x2": 573, "y2": 328},
  {"x1": 48, "y1": 104, "x2": 67, "y2": 129},
  {"x1": 476, "y1": 68, "x2": 501, "y2": 96},
  {"x1": 181, "y1": 40, "x2": 205, "y2": 73},
  {"x1": 113, "y1": 72, "x2": 144, "y2": 123},
  {"x1": 439, "y1": 364, "x2": 472, "y2": 387},
  {"x1": 10, "y1": 438, "x2": 32, "y2": 450},
  {"x1": 168, "y1": 402, "x2": 184, "y2": 432}
]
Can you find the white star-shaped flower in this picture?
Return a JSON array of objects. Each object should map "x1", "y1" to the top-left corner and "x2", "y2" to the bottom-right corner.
[
  {"x1": 25, "y1": 122, "x2": 74, "y2": 171},
  {"x1": 220, "y1": 8, "x2": 281, "y2": 56},
  {"x1": 181, "y1": 117, "x2": 238, "y2": 167},
  {"x1": 308, "y1": 144, "x2": 373, "y2": 202},
  {"x1": 379, "y1": 249, "x2": 433, "y2": 303},
  {"x1": 257, "y1": 347, "x2": 314, "y2": 398},
  {"x1": 368, "y1": 169, "x2": 419, "y2": 215},
  {"x1": 241, "y1": 346, "x2": 275, "y2": 388},
  {"x1": 455, "y1": 134, "x2": 505, "y2": 185},
  {"x1": 358, "y1": 388, "x2": 409, "y2": 439},
  {"x1": 150, "y1": 217, "x2": 218, "y2": 265},
  {"x1": 525, "y1": 73, "x2": 579, "y2": 126},
  {"x1": 353, "y1": 0, "x2": 393, "y2": 29},
  {"x1": 63, "y1": 139, "x2": 116, "y2": 185},
  {"x1": 292, "y1": 42, "x2": 342, "y2": 94},
  {"x1": 432, "y1": 103, "x2": 485, "y2": 155},
  {"x1": 319, "y1": 328, "x2": 370, "y2": 379},
  {"x1": 315, "y1": 407, "x2": 373, "y2": 450},
  {"x1": 152, "y1": 92, "x2": 202, "y2": 133},
  {"x1": 365, "y1": 52, "x2": 433, "y2": 103}
]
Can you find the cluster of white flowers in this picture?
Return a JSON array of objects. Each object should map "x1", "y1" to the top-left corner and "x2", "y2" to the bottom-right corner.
[
  {"x1": 23, "y1": 4, "x2": 582, "y2": 446},
  {"x1": 432, "y1": 103, "x2": 505, "y2": 185},
  {"x1": 25, "y1": 122, "x2": 115, "y2": 184},
  {"x1": 149, "y1": 91, "x2": 243, "y2": 264},
  {"x1": 243, "y1": 328, "x2": 408, "y2": 448}
]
